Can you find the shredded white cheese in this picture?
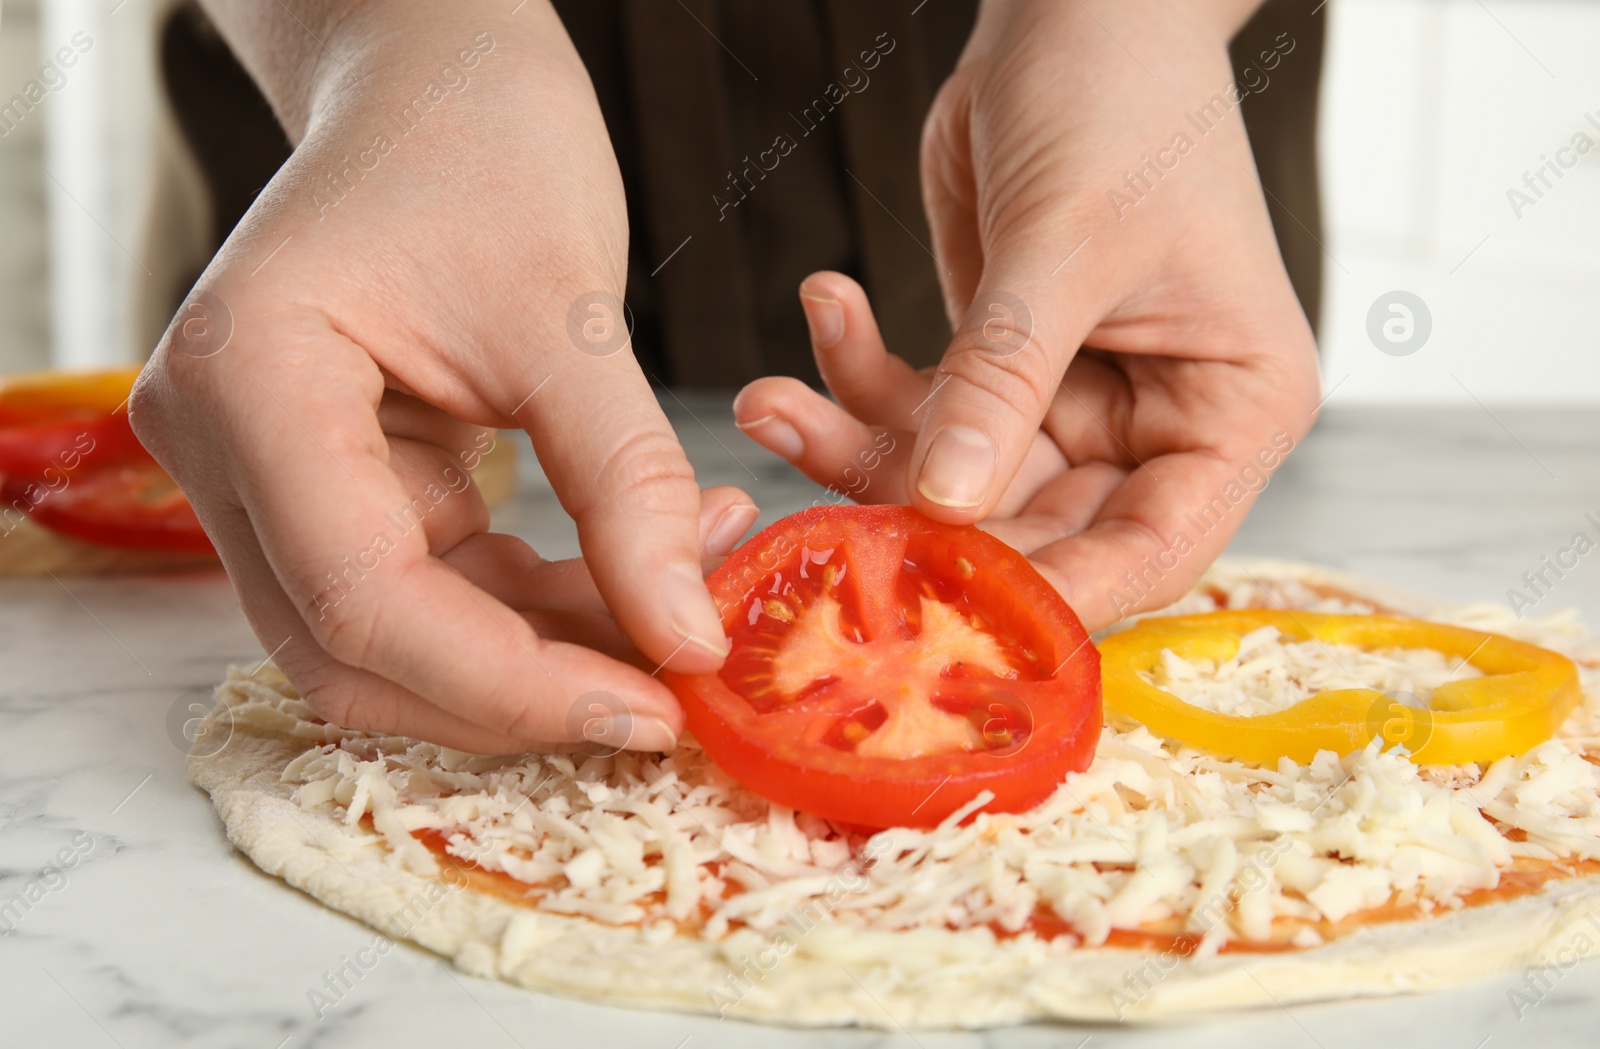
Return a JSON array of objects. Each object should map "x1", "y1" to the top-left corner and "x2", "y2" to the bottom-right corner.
[
  {"x1": 216, "y1": 568, "x2": 1600, "y2": 954},
  {"x1": 1143, "y1": 625, "x2": 1484, "y2": 718}
]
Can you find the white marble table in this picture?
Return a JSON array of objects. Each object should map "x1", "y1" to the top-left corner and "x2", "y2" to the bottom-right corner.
[{"x1": 4, "y1": 395, "x2": 1600, "y2": 1048}]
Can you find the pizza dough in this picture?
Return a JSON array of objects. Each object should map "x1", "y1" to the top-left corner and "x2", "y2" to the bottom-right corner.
[{"x1": 187, "y1": 560, "x2": 1600, "y2": 1029}]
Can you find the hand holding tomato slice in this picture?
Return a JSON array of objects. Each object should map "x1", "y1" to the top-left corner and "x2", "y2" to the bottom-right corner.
[
  {"x1": 732, "y1": 6, "x2": 1319, "y2": 629},
  {"x1": 665, "y1": 505, "x2": 1101, "y2": 829},
  {"x1": 733, "y1": 269, "x2": 1317, "y2": 632}
]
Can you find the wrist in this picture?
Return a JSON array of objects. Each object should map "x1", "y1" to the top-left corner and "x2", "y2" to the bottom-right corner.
[
  {"x1": 198, "y1": 0, "x2": 578, "y2": 143},
  {"x1": 197, "y1": 0, "x2": 370, "y2": 140}
]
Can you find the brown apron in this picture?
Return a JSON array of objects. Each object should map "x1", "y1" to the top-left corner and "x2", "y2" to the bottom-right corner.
[{"x1": 158, "y1": 0, "x2": 1324, "y2": 388}]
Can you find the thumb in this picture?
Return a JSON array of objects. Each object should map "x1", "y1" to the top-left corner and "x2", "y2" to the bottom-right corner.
[{"x1": 907, "y1": 243, "x2": 1103, "y2": 523}]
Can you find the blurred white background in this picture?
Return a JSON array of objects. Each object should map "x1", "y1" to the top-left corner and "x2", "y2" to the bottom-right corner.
[
  {"x1": 1, "y1": 0, "x2": 1596, "y2": 401},
  {"x1": 2, "y1": 0, "x2": 163, "y2": 372},
  {"x1": 1320, "y1": 0, "x2": 1600, "y2": 404}
]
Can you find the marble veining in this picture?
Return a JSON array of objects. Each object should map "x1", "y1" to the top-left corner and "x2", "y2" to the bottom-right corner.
[{"x1": 3, "y1": 397, "x2": 1600, "y2": 1047}]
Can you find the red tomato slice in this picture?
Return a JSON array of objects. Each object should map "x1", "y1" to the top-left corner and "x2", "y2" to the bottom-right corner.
[
  {"x1": 2, "y1": 462, "x2": 214, "y2": 554},
  {"x1": 0, "y1": 410, "x2": 147, "y2": 478},
  {"x1": 664, "y1": 505, "x2": 1101, "y2": 829}
]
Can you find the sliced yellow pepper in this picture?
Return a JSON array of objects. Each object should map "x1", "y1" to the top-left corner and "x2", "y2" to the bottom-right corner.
[
  {"x1": 1099, "y1": 611, "x2": 1581, "y2": 766},
  {"x1": 0, "y1": 366, "x2": 142, "y2": 425}
]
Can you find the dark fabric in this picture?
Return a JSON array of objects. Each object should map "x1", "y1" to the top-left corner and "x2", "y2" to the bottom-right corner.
[
  {"x1": 571, "y1": 0, "x2": 976, "y2": 386},
  {"x1": 821, "y1": 0, "x2": 966, "y2": 373},
  {"x1": 158, "y1": 4, "x2": 291, "y2": 295},
  {"x1": 1231, "y1": 0, "x2": 1327, "y2": 333},
  {"x1": 161, "y1": 0, "x2": 1325, "y2": 388}
]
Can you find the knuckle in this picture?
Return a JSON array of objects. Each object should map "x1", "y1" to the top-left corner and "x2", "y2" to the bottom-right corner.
[
  {"x1": 937, "y1": 342, "x2": 1056, "y2": 421},
  {"x1": 1254, "y1": 329, "x2": 1323, "y2": 438},
  {"x1": 299, "y1": 672, "x2": 401, "y2": 737},
  {"x1": 153, "y1": 310, "x2": 228, "y2": 392},
  {"x1": 135, "y1": 293, "x2": 259, "y2": 450},
  {"x1": 125, "y1": 368, "x2": 171, "y2": 454},
  {"x1": 299, "y1": 677, "x2": 363, "y2": 731},
  {"x1": 1287, "y1": 364, "x2": 1325, "y2": 434},
  {"x1": 318, "y1": 420, "x2": 388, "y2": 466},
  {"x1": 1231, "y1": 357, "x2": 1321, "y2": 457},
  {"x1": 499, "y1": 692, "x2": 560, "y2": 747},
  {"x1": 448, "y1": 490, "x2": 492, "y2": 538},
  {"x1": 920, "y1": 64, "x2": 979, "y2": 163},
  {"x1": 586, "y1": 428, "x2": 696, "y2": 515},
  {"x1": 305, "y1": 585, "x2": 385, "y2": 670},
  {"x1": 1113, "y1": 515, "x2": 1175, "y2": 564},
  {"x1": 817, "y1": 362, "x2": 875, "y2": 407},
  {"x1": 957, "y1": 290, "x2": 1035, "y2": 359}
]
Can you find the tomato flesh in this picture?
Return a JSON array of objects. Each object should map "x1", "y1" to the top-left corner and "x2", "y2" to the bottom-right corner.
[
  {"x1": 0, "y1": 410, "x2": 146, "y2": 478},
  {"x1": 666, "y1": 505, "x2": 1101, "y2": 829},
  {"x1": 2, "y1": 462, "x2": 214, "y2": 554},
  {"x1": 0, "y1": 366, "x2": 213, "y2": 555}
]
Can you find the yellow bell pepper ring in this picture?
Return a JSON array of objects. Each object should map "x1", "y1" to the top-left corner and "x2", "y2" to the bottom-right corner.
[
  {"x1": 1099, "y1": 611, "x2": 1582, "y2": 766},
  {"x1": 0, "y1": 366, "x2": 142, "y2": 425}
]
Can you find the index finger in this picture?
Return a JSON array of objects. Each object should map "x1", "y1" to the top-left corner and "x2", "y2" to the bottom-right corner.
[{"x1": 495, "y1": 305, "x2": 731, "y2": 676}]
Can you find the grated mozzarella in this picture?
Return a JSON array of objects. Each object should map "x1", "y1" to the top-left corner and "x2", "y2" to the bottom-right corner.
[
  {"x1": 1143, "y1": 625, "x2": 1482, "y2": 718},
  {"x1": 214, "y1": 567, "x2": 1600, "y2": 953}
]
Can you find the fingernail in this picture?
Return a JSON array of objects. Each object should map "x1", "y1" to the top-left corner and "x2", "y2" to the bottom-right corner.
[
  {"x1": 705, "y1": 502, "x2": 760, "y2": 558},
  {"x1": 800, "y1": 292, "x2": 844, "y2": 348},
  {"x1": 916, "y1": 425, "x2": 995, "y2": 509},
  {"x1": 613, "y1": 712, "x2": 679, "y2": 752},
  {"x1": 660, "y1": 561, "x2": 730, "y2": 657},
  {"x1": 736, "y1": 414, "x2": 804, "y2": 460}
]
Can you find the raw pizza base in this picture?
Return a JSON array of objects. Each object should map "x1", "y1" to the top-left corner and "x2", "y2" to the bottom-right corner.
[{"x1": 188, "y1": 560, "x2": 1600, "y2": 1028}]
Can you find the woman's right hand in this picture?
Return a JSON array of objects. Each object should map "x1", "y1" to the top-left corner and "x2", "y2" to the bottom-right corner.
[{"x1": 132, "y1": 0, "x2": 751, "y2": 754}]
